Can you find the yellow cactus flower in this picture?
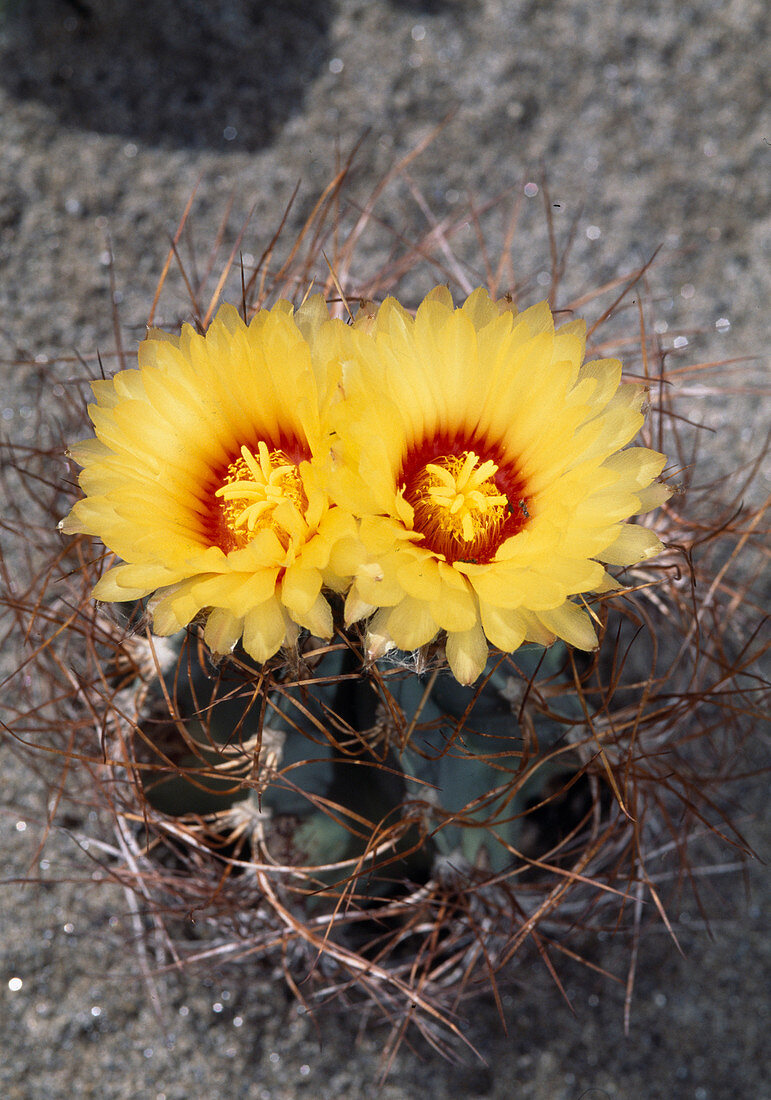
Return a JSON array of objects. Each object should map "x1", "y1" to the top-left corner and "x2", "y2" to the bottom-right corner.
[
  {"x1": 61, "y1": 298, "x2": 357, "y2": 663},
  {"x1": 328, "y1": 286, "x2": 670, "y2": 684}
]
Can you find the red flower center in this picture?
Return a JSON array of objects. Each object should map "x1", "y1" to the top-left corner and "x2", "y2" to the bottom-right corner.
[
  {"x1": 399, "y1": 434, "x2": 530, "y2": 564},
  {"x1": 200, "y1": 437, "x2": 309, "y2": 553}
]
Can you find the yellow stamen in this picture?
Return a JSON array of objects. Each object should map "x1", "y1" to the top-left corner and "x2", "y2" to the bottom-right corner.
[
  {"x1": 216, "y1": 442, "x2": 307, "y2": 546},
  {"x1": 408, "y1": 451, "x2": 510, "y2": 561}
]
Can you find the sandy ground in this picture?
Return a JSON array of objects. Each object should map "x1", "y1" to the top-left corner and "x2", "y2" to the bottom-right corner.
[{"x1": 1, "y1": 1, "x2": 768, "y2": 1097}]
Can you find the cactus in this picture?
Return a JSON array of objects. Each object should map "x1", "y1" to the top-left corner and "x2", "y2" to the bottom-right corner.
[{"x1": 1, "y1": 160, "x2": 767, "y2": 1062}]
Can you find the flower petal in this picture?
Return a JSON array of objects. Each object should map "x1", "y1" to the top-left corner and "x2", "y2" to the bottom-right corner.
[
  {"x1": 386, "y1": 596, "x2": 440, "y2": 650},
  {"x1": 479, "y1": 601, "x2": 528, "y2": 652},
  {"x1": 599, "y1": 524, "x2": 664, "y2": 566},
  {"x1": 281, "y1": 564, "x2": 323, "y2": 616},
  {"x1": 292, "y1": 592, "x2": 334, "y2": 639},
  {"x1": 204, "y1": 607, "x2": 243, "y2": 654},
  {"x1": 445, "y1": 623, "x2": 489, "y2": 685},
  {"x1": 242, "y1": 597, "x2": 288, "y2": 663},
  {"x1": 429, "y1": 579, "x2": 478, "y2": 632},
  {"x1": 536, "y1": 602, "x2": 597, "y2": 650}
]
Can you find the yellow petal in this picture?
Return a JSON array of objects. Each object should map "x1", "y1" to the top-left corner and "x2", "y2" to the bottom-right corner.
[
  {"x1": 91, "y1": 565, "x2": 160, "y2": 602},
  {"x1": 516, "y1": 300, "x2": 554, "y2": 338},
  {"x1": 574, "y1": 489, "x2": 647, "y2": 525},
  {"x1": 148, "y1": 586, "x2": 187, "y2": 635},
  {"x1": 429, "y1": 579, "x2": 477, "y2": 632},
  {"x1": 353, "y1": 558, "x2": 405, "y2": 607},
  {"x1": 242, "y1": 597, "x2": 287, "y2": 663},
  {"x1": 281, "y1": 564, "x2": 323, "y2": 616},
  {"x1": 445, "y1": 623, "x2": 488, "y2": 685},
  {"x1": 291, "y1": 592, "x2": 334, "y2": 639},
  {"x1": 536, "y1": 602, "x2": 597, "y2": 650},
  {"x1": 461, "y1": 286, "x2": 504, "y2": 330},
  {"x1": 577, "y1": 358, "x2": 623, "y2": 412},
  {"x1": 602, "y1": 446, "x2": 667, "y2": 488},
  {"x1": 386, "y1": 596, "x2": 440, "y2": 650},
  {"x1": 479, "y1": 601, "x2": 528, "y2": 652},
  {"x1": 633, "y1": 482, "x2": 671, "y2": 514},
  {"x1": 67, "y1": 437, "x2": 111, "y2": 468},
  {"x1": 327, "y1": 534, "x2": 367, "y2": 579},
  {"x1": 204, "y1": 607, "x2": 243, "y2": 654},
  {"x1": 96, "y1": 561, "x2": 182, "y2": 593},
  {"x1": 594, "y1": 570, "x2": 623, "y2": 593},
  {"x1": 344, "y1": 587, "x2": 377, "y2": 625},
  {"x1": 520, "y1": 612, "x2": 556, "y2": 647},
  {"x1": 293, "y1": 293, "x2": 331, "y2": 343},
  {"x1": 470, "y1": 567, "x2": 566, "y2": 611},
  {"x1": 599, "y1": 524, "x2": 664, "y2": 566},
  {"x1": 532, "y1": 556, "x2": 606, "y2": 595},
  {"x1": 397, "y1": 555, "x2": 442, "y2": 602},
  {"x1": 366, "y1": 607, "x2": 397, "y2": 659}
]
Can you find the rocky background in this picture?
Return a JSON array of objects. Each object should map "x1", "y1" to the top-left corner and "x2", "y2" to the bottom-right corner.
[{"x1": 0, "y1": 1, "x2": 768, "y2": 1097}]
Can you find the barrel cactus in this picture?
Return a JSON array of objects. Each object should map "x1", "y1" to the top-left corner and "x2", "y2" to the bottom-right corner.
[{"x1": 4, "y1": 174, "x2": 764, "y2": 1059}]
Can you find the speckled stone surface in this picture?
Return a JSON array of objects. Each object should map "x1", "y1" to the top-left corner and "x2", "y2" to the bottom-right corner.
[{"x1": 1, "y1": 1, "x2": 768, "y2": 1097}]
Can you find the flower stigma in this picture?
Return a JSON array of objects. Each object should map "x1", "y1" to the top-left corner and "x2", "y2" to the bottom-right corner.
[
  {"x1": 215, "y1": 442, "x2": 307, "y2": 550},
  {"x1": 404, "y1": 449, "x2": 528, "y2": 563}
]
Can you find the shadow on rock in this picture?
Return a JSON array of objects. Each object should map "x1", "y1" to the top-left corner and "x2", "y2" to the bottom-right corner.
[{"x1": 0, "y1": 0, "x2": 332, "y2": 151}]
